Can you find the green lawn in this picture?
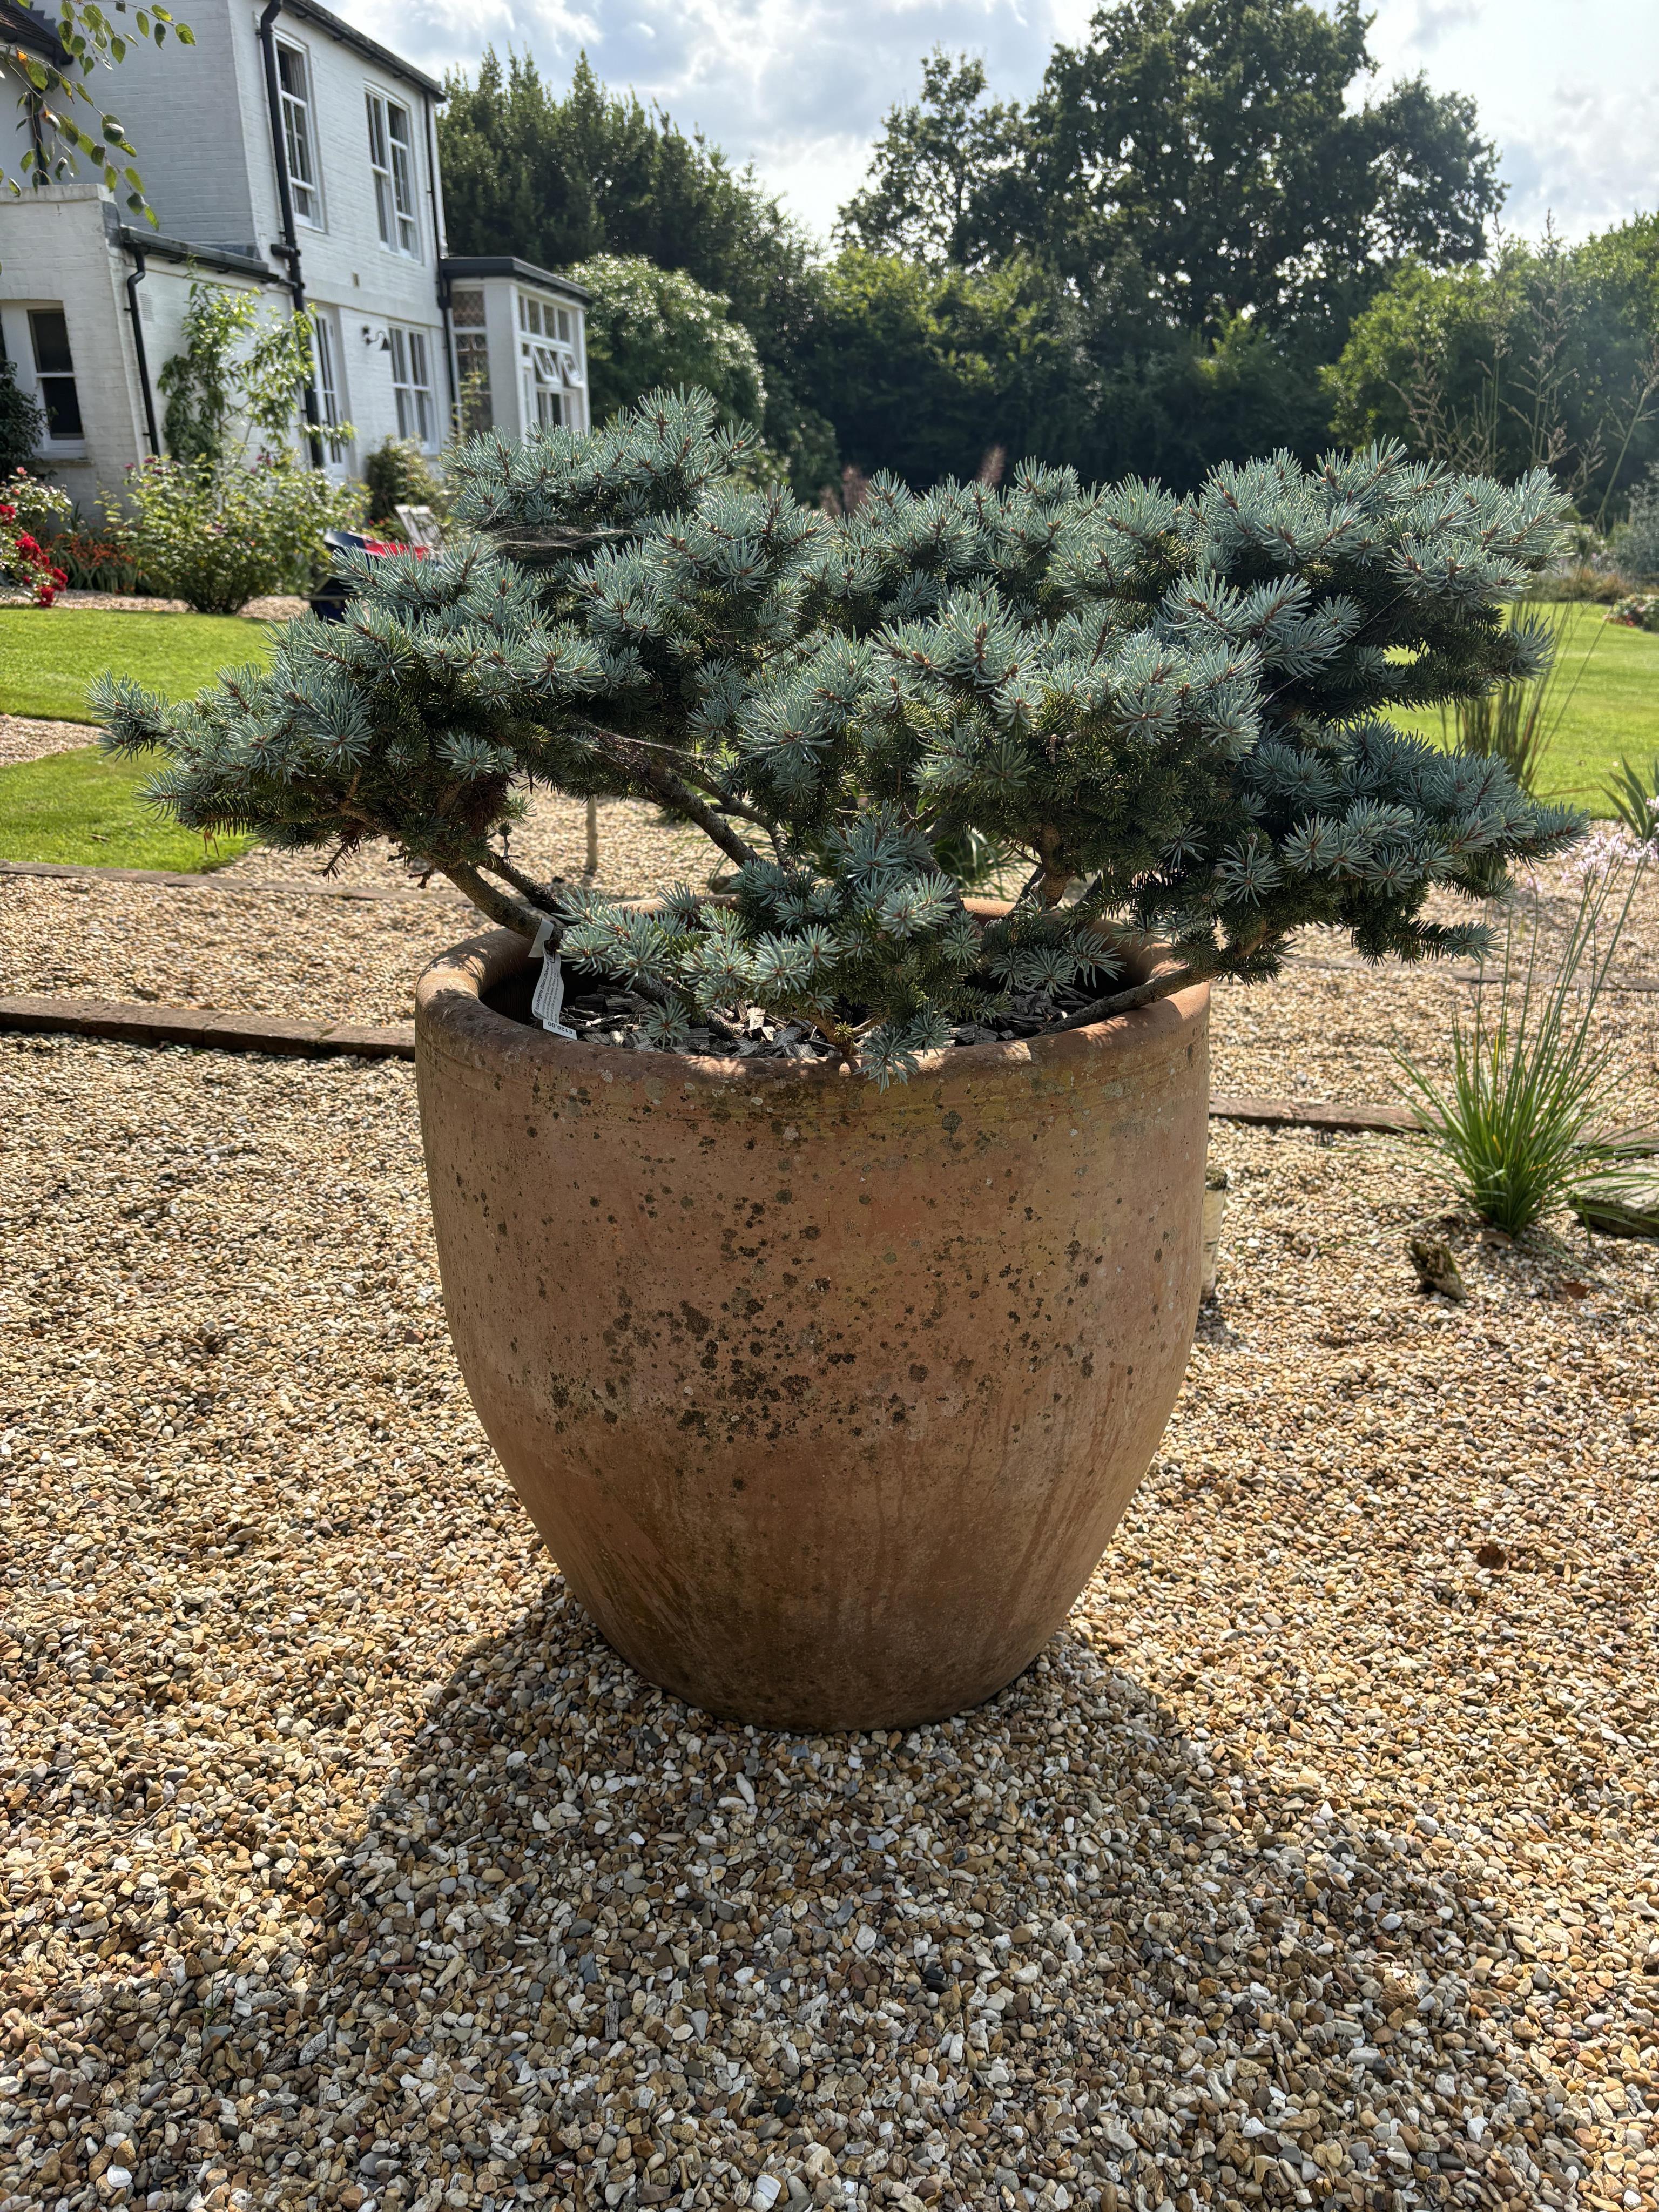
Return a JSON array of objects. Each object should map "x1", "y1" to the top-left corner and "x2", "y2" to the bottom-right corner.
[
  {"x1": 0, "y1": 606, "x2": 273, "y2": 869},
  {"x1": 0, "y1": 746, "x2": 253, "y2": 872},
  {"x1": 0, "y1": 606, "x2": 274, "y2": 724},
  {"x1": 1396, "y1": 603, "x2": 1659, "y2": 806}
]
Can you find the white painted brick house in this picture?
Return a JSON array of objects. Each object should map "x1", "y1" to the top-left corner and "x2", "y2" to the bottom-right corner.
[{"x1": 0, "y1": 0, "x2": 588, "y2": 507}]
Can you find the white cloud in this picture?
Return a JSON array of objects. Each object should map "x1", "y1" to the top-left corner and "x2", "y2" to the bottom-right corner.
[
  {"x1": 348, "y1": 0, "x2": 1081, "y2": 237},
  {"x1": 1499, "y1": 80, "x2": 1659, "y2": 235},
  {"x1": 345, "y1": 0, "x2": 1659, "y2": 246},
  {"x1": 1400, "y1": 0, "x2": 1482, "y2": 53}
]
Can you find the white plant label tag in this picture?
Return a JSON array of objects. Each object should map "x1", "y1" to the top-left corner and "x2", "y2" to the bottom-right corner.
[{"x1": 528, "y1": 918, "x2": 577, "y2": 1038}]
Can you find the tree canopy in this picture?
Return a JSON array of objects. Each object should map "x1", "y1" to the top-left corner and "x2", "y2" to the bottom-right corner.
[
  {"x1": 438, "y1": 51, "x2": 835, "y2": 495},
  {"x1": 1326, "y1": 218, "x2": 1659, "y2": 524},
  {"x1": 435, "y1": 15, "x2": 1657, "y2": 517},
  {"x1": 571, "y1": 255, "x2": 765, "y2": 432}
]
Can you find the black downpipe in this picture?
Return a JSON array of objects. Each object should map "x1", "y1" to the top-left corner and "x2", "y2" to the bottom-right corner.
[
  {"x1": 256, "y1": 0, "x2": 325, "y2": 469},
  {"x1": 423, "y1": 92, "x2": 457, "y2": 431},
  {"x1": 124, "y1": 247, "x2": 161, "y2": 457}
]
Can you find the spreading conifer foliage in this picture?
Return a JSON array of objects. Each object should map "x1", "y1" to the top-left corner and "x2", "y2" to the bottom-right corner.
[{"x1": 101, "y1": 390, "x2": 1581, "y2": 1082}]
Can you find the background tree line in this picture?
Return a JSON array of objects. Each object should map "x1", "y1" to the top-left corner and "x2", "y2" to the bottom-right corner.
[{"x1": 437, "y1": 0, "x2": 1659, "y2": 520}]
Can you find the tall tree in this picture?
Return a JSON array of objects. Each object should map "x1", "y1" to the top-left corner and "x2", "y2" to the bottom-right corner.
[
  {"x1": 439, "y1": 51, "x2": 837, "y2": 495},
  {"x1": 835, "y1": 51, "x2": 1023, "y2": 270},
  {"x1": 1326, "y1": 217, "x2": 1659, "y2": 523},
  {"x1": 1021, "y1": 0, "x2": 1501, "y2": 340},
  {"x1": 841, "y1": 1, "x2": 1501, "y2": 345}
]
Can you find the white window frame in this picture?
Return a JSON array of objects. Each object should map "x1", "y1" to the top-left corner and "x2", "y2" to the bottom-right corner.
[
  {"x1": 275, "y1": 38, "x2": 322, "y2": 227},
  {"x1": 366, "y1": 87, "x2": 420, "y2": 258},
  {"x1": 24, "y1": 305, "x2": 84, "y2": 447},
  {"x1": 517, "y1": 291, "x2": 583, "y2": 430},
  {"x1": 449, "y1": 288, "x2": 491, "y2": 433},
  {"x1": 312, "y1": 308, "x2": 343, "y2": 431},
  {"x1": 388, "y1": 323, "x2": 435, "y2": 447}
]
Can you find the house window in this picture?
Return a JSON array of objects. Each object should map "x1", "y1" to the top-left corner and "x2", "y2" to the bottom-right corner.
[
  {"x1": 366, "y1": 90, "x2": 419, "y2": 257},
  {"x1": 388, "y1": 323, "x2": 434, "y2": 446},
  {"x1": 517, "y1": 293, "x2": 580, "y2": 430},
  {"x1": 312, "y1": 310, "x2": 341, "y2": 431},
  {"x1": 450, "y1": 288, "x2": 491, "y2": 433},
  {"x1": 28, "y1": 309, "x2": 82, "y2": 440},
  {"x1": 276, "y1": 42, "x2": 320, "y2": 224}
]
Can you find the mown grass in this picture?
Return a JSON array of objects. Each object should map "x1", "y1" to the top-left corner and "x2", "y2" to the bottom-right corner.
[
  {"x1": 0, "y1": 606, "x2": 273, "y2": 868},
  {"x1": 1395, "y1": 604, "x2": 1659, "y2": 807},
  {"x1": 0, "y1": 606, "x2": 274, "y2": 724},
  {"x1": 0, "y1": 747, "x2": 252, "y2": 872}
]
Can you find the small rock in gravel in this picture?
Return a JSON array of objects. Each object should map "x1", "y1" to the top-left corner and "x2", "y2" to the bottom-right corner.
[{"x1": 1407, "y1": 1232, "x2": 1468, "y2": 1300}]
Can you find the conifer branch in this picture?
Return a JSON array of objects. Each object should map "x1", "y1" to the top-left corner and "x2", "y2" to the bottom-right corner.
[
  {"x1": 1050, "y1": 964, "x2": 1215, "y2": 1030},
  {"x1": 441, "y1": 863, "x2": 555, "y2": 942},
  {"x1": 573, "y1": 724, "x2": 763, "y2": 869},
  {"x1": 480, "y1": 847, "x2": 565, "y2": 909},
  {"x1": 104, "y1": 389, "x2": 1583, "y2": 1083}
]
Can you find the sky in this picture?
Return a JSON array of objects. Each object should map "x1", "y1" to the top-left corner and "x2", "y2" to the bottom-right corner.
[{"x1": 358, "y1": 0, "x2": 1659, "y2": 248}]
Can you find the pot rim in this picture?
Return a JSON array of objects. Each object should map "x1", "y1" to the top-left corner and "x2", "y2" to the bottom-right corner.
[{"x1": 416, "y1": 919, "x2": 1209, "y2": 1096}]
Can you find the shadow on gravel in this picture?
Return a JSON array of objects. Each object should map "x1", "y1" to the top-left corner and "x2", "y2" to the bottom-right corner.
[
  {"x1": 3, "y1": 1586, "x2": 1568, "y2": 2211},
  {"x1": 110, "y1": 1581, "x2": 1543, "y2": 2212}
]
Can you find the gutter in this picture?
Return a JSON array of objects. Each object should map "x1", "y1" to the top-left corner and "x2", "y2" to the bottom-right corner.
[
  {"x1": 423, "y1": 91, "x2": 457, "y2": 431},
  {"x1": 255, "y1": 0, "x2": 325, "y2": 469},
  {"x1": 122, "y1": 246, "x2": 161, "y2": 457}
]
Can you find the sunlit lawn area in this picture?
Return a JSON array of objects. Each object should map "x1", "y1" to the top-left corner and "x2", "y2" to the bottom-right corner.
[
  {"x1": 0, "y1": 607, "x2": 273, "y2": 869},
  {"x1": 1396, "y1": 602, "x2": 1659, "y2": 805},
  {"x1": 0, "y1": 602, "x2": 1654, "y2": 876},
  {"x1": 0, "y1": 746, "x2": 253, "y2": 872},
  {"x1": 0, "y1": 605, "x2": 274, "y2": 725}
]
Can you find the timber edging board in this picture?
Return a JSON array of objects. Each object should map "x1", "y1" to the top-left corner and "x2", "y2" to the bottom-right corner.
[
  {"x1": 0, "y1": 990, "x2": 1425, "y2": 1126},
  {"x1": 3, "y1": 996, "x2": 1653, "y2": 1149},
  {"x1": 0, "y1": 994, "x2": 414, "y2": 1061}
]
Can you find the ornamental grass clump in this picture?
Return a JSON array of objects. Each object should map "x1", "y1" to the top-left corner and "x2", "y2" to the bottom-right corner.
[
  {"x1": 100, "y1": 389, "x2": 1583, "y2": 1081},
  {"x1": 1395, "y1": 849, "x2": 1651, "y2": 1236}
]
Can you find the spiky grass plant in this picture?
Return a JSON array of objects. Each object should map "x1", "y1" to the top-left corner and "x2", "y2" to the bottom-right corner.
[
  {"x1": 1438, "y1": 599, "x2": 1593, "y2": 796},
  {"x1": 1394, "y1": 851, "x2": 1650, "y2": 1236},
  {"x1": 1602, "y1": 754, "x2": 1659, "y2": 842},
  {"x1": 100, "y1": 389, "x2": 1584, "y2": 1082}
]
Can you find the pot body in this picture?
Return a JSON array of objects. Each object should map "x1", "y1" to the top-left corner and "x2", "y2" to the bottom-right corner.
[{"x1": 415, "y1": 933, "x2": 1209, "y2": 1730}]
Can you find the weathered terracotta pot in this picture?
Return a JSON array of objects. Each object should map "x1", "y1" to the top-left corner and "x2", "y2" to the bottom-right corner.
[{"x1": 414, "y1": 929, "x2": 1209, "y2": 1731}]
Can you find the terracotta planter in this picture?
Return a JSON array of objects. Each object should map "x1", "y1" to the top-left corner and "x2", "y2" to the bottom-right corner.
[{"x1": 415, "y1": 929, "x2": 1210, "y2": 1730}]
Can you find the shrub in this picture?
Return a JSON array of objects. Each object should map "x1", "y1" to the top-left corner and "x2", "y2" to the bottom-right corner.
[
  {"x1": 1532, "y1": 563, "x2": 1626, "y2": 604},
  {"x1": 1602, "y1": 754, "x2": 1659, "y2": 838},
  {"x1": 45, "y1": 528, "x2": 144, "y2": 595},
  {"x1": 106, "y1": 455, "x2": 364, "y2": 615},
  {"x1": 571, "y1": 255, "x2": 765, "y2": 430},
  {"x1": 1607, "y1": 592, "x2": 1659, "y2": 633},
  {"x1": 362, "y1": 437, "x2": 447, "y2": 534},
  {"x1": 1, "y1": 503, "x2": 68, "y2": 605},
  {"x1": 1614, "y1": 463, "x2": 1659, "y2": 582},
  {"x1": 2, "y1": 468, "x2": 73, "y2": 539},
  {"x1": 103, "y1": 391, "x2": 1581, "y2": 1084}
]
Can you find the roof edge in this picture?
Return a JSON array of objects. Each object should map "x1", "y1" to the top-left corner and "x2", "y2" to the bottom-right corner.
[
  {"x1": 114, "y1": 226, "x2": 278, "y2": 282},
  {"x1": 441, "y1": 254, "x2": 590, "y2": 303},
  {"x1": 279, "y1": 0, "x2": 444, "y2": 98}
]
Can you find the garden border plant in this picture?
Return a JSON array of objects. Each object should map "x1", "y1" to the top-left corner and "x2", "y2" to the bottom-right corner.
[{"x1": 99, "y1": 389, "x2": 1585, "y2": 1727}]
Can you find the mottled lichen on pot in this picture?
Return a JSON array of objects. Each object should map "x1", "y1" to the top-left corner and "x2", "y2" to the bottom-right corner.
[{"x1": 417, "y1": 927, "x2": 1209, "y2": 1727}]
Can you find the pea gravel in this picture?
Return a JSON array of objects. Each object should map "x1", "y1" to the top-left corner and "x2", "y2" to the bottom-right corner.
[{"x1": 2, "y1": 1026, "x2": 1657, "y2": 2212}]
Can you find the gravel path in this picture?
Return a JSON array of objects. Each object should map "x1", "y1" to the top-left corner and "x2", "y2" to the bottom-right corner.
[
  {"x1": 1, "y1": 1036, "x2": 1657, "y2": 2212},
  {"x1": 0, "y1": 718, "x2": 96, "y2": 769},
  {"x1": 0, "y1": 593, "x2": 307, "y2": 618}
]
